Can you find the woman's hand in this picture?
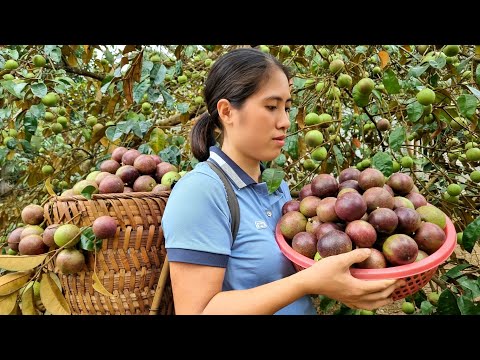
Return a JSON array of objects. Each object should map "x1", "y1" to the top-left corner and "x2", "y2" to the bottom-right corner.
[{"x1": 299, "y1": 248, "x2": 405, "y2": 310}]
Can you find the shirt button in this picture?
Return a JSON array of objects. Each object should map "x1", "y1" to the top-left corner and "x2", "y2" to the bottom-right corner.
[{"x1": 266, "y1": 210, "x2": 272, "y2": 217}]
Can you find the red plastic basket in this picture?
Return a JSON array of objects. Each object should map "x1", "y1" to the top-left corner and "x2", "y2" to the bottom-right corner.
[{"x1": 275, "y1": 215, "x2": 457, "y2": 301}]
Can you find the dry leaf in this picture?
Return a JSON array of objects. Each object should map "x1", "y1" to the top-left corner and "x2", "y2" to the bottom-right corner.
[
  {"x1": 0, "y1": 291, "x2": 18, "y2": 315},
  {"x1": 0, "y1": 271, "x2": 31, "y2": 296},
  {"x1": 20, "y1": 282, "x2": 37, "y2": 315},
  {"x1": 40, "y1": 272, "x2": 71, "y2": 315},
  {"x1": 352, "y1": 138, "x2": 361, "y2": 148},
  {"x1": 92, "y1": 271, "x2": 117, "y2": 298},
  {"x1": 0, "y1": 254, "x2": 47, "y2": 271},
  {"x1": 44, "y1": 178, "x2": 57, "y2": 197},
  {"x1": 378, "y1": 51, "x2": 390, "y2": 69}
]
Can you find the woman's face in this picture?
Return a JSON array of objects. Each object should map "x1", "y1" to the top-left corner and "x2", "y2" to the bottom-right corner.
[{"x1": 223, "y1": 67, "x2": 292, "y2": 164}]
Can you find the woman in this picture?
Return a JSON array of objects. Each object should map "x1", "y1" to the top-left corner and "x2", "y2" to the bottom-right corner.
[{"x1": 162, "y1": 47, "x2": 404, "y2": 315}]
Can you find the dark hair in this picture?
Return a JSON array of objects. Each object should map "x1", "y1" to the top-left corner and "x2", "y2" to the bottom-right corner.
[{"x1": 190, "y1": 47, "x2": 291, "y2": 162}]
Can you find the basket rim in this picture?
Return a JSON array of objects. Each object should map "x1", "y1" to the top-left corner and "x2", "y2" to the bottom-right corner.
[
  {"x1": 52, "y1": 190, "x2": 171, "y2": 201},
  {"x1": 275, "y1": 213, "x2": 457, "y2": 280}
]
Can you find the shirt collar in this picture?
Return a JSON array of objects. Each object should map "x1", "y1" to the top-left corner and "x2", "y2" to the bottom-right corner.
[{"x1": 207, "y1": 146, "x2": 265, "y2": 189}]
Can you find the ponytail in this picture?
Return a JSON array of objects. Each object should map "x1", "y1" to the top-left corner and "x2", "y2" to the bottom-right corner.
[{"x1": 190, "y1": 111, "x2": 219, "y2": 162}]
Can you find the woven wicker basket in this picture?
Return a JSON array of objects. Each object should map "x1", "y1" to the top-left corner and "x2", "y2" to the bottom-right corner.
[{"x1": 43, "y1": 191, "x2": 174, "y2": 315}]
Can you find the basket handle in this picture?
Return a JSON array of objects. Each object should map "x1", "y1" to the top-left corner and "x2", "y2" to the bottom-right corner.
[{"x1": 149, "y1": 255, "x2": 170, "y2": 315}]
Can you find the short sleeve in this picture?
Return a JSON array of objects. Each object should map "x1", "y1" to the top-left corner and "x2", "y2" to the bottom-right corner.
[{"x1": 161, "y1": 169, "x2": 233, "y2": 267}]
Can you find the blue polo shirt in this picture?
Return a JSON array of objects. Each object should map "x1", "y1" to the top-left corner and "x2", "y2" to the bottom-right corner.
[{"x1": 162, "y1": 146, "x2": 316, "y2": 315}]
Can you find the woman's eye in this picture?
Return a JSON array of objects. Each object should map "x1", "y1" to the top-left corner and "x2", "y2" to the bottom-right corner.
[{"x1": 267, "y1": 106, "x2": 277, "y2": 111}]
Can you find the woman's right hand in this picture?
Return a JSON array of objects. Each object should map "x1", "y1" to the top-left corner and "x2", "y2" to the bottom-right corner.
[{"x1": 299, "y1": 248, "x2": 405, "y2": 311}]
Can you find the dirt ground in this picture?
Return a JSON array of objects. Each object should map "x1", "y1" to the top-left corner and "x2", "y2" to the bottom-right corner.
[{"x1": 313, "y1": 242, "x2": 480, "y2": 315}]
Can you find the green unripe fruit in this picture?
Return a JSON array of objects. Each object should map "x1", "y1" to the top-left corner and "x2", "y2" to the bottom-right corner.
[
  {"x1": 178, "y1": 75, "x2": 188, "y2": 84},
  {"x1": 416, "y1": 45, "x2": 429, "y2": 55},
  {"x1": 372, "y1": 66, "x2": 382, "y2": 75},
  {"x1": 443, "y1": 45, "x2": 460, "y2": 57},
  {"x1": 423, "y1": 114, "x2": 434, "y2": 124},
  {"x1": 329, "y1": 59, "x2": 345, "y2": 74},
  {"x1": 446, "y1": 183, "x2": 462, "y2": 196},
  {"x1": 3, "y1": 136, "x2": 14, "y2": 147},
  {"x1": 401, "y1": 301, "x2": 415, "y2": 314},
  {"x1": 465, "y1": 142, "x2": 478, "y2": 150},
  {"x1": 141, "y1": 102, "x2": 151, "y2": 111},
  {"x1": 51, "y1": 123, "x2": 63, "y2": 134},
  {"x1": 259, "y1": 45, "x2": 270, "y2": 53},
  {"x1": 204, "y1": 58, "x2": 213, "y2": 67},
  {"x1": 352, "y1": 84, "x2": 370, "y2": 107},
  {"x1": 58, "y1": 180, "x2": 68, "y2": 189},
  {"x1": 457, "y1": 232, "x2": 463, "y2": 245},
  {"x1": 280, "y1": 45, "x2": 291, "y2": 55},
  {"x1": 165, "y1": 74, "x2": 172, "y2": 81},
  {"x1": 311, "y1": 146, "x2": 327, "y2": 161},
  {"x1": 401, "y1": 156, "x2": 413, "y2": 168},
  {"x1": 450, "y1": 117, "x2": 468, "y2": 131},
  {"x1": 304, "y1": 130, "x2": 324, "y2": 147},
  {"x1": 443, "y1": 193, "x2": 459, "y2": 203},
  {"x1": 356, "y1": 162, "x2": 364, "y2": 170},
  {"x1": 33, "y1": 55, "x2": 46, "y2": 67},
  {"x1": 326, "y1": 86, "x2": 341, "y2": 100},
  {"x1": 8, "y1": 129, "x2": 17, "y2": 137},
  {"x1": 423, "y1": 104, "x2": 432, "y2": 116},
  {"x1": 416, "y1": 88, "x2": 436, "y2": 106},
  {"x1": 303, "y1": 158, "x2": 317, "y2": 171},
  {"x1": 3, "y1": 74, "x2": 14, "y2": 80},
  {"x1": 105, "y1": 121, "x2": 115, "y2": 127},
  {"x1": 470, "y1": 170, "x2": 480, "y2": 182},
  {"x1": 42, "y1": 165, "x2": 54, "y2": 175},
  {"x1": 150, "y1": 54, "x2": 161, "y2": 63},
  {"x1": 357, "y1": 78, "x2": 375, "y2": 94},
  {"x1": 6, "y1": 248, "x2": 17, "y2": 255},
  {"x1": 466, "y1": 147, "x2": 480, "y2": 161},
  {"x1": 315, "y1": 82, "x2": 325, "y2": 92},
  {"x1": 44, "y1": 112, "x2": 55, "y2": 122},
  {"x1": 305, "y1": 112, "x2": 321, "y2": 126},
  {"x1": 86, "y1": 116, "x2": 97, "y2": 127},
  {"x1": 57, "y1": 107, "x2": 66, "y2": 116},
  {"x1": 392, "y1": 160, "x2": 401, "y2": 172},
  {"x1": 54, "y1": 224, "x2": 81, "y2": 248},
  {"x1": 4, "y1": 59, "x2": 19, "y2": 70},
  {"x1": 359, "y1": 309, "x2": 374, "y2": 315},
  {"x1": 337, "y1": 74, "x2": 352, "y2": 88},
  {"x1": 57, "y1": 116, "x2": 68, "y2": 128},
  {"x1": 25, "y1": 72, "x2": 35, "y2": 79},
  {"x1": 41, "y1": 92, "x2": 59, "y2": 107},
  {"x1": 318, "y1": 113, "x2": 333, "y2": 128},
  {"x1": 194, "y1": 96, "x2": 204, "y2": 105},
  {"x1": 361, "y1": 159, "x2": 371, "y2": 168}
]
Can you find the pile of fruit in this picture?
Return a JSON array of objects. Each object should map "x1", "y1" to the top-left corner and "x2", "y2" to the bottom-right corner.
[{"x1": 278, "y1": 167, "x2": 448, "y2": 268}]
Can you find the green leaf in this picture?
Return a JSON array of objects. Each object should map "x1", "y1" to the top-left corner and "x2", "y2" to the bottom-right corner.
[
  {"x1": 0, "y1": 108, "x2": 11, "y2": 121},
  {"x1": 132, "y1": 120, "x2": 152, "y2": 138},
  {"x1": 436, "y1": 290, "x2": 460, "y2": 315},
  {"x1": 79, "y1": 227, "x2": 102, "y2": 252},
  {"x1": 149, "y1": 128, "x2": 166, "y2": 153},
  {"x1": 154, "y1": 64, "x2": 167, "y2": 85},
  {"x1": 355, "y1": 46, "x2": 367, "y2": 54},
  {"x1": 261, "y1": 168, "x2": 284, "y2": 194},
  {"x1": 406, "y1": 101, "x2": 424, "y2": 123},
  {"x1": 408, "y1": 64, "x2": 429, "y2": 78},
  {"x1": 382, "y1": 69, "x2": 401, "y2": 94},
  {"x1": 176, "y1": 102, "x2": 190, "y2": 114},
  {"x1": 6, "y1": 49, "x2": 19, "y2": 60},
  {"x1": 429, "y1": 56, "x2": 446, "y2": 69},
  {"x1": 275, "y1": 153, "x2": 286, "y2": 167},
  {"x1": 159, "y1": 145, "x2": 181, "y2": 166},
  {"x1": 185, "y1": 45, "x2": 196, "y2": 58},
  {"x1": 44, "y1": 45, "x2": 61, "y2": 63},
  {"x1": 133, "y1": 79, "x2": 150, "y2": 104},
  {"x1": 31, "y1": 82, "x2": 47, "y2": 98},
  {"x1": 467, "y1": 85, "x2": 480, "y2": 101},
  {"x1": 443, "y1": 263, "x2": 472, "y2": 279},
  {"x1": 24, "y1": 111, "x2": 38, "y2": 135},
  {"x1": 333, "y1": 145, "x2": 344, "y2": 165},
  {"x1": 138, "y1": 143, "x2": 153, "y2": 154},
  {"x1": 463, "y1": 215, "x2": 480, "y2": 253},
  {"x1": 104, "y1": 48, "x2": 114, "y2": 64},
  {"x1": 293, "y1": 77, "x2": 307, "y2": 90},
  {"x1": 420, "y1": 300, "x2": 434, "y2": 315},
  {"x1": 457, "y1": 94, "x2": 477, "y2": 119},
  {"x1": 81, "y1": 185, "x2": 97, "y2": 200},
  {"x1": 141, "y1": 61, "x2": 153, "y2": 79},
  {"x1": 456, "y1": 277, "x2": 480, "y2": 298},
  {"x1": 1, "y1": 80, "x2": 27, "y2": 98},
  {"x1": 105, "y1": 126, "x2": 123, "y2": 142},
  {"x1": 457, "y1": 296, "x2": 480, "y2": 315},
  {"x1": 455, "y1": 58, "x2": 470, "y2": 74},
  {"x1": 29, "y1": 104, "x2": 45, "y2": 119},
  {"x1": 388, "y1": 127, "x2": 406, "y2": 152},
  {"x1": 372, "y1": 152, "x2": 393, "y2": 177},
  {"x1": 19, "y1": 140, "x2": 33, "y2": 153},
  {"x1": 159, "y1": 86, "x2": 174, "y2": 109}
]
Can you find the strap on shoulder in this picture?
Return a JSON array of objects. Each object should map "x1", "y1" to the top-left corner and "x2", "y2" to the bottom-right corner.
[{"x1": 206, "y1": 160, "x2": 240, "y2": 245}]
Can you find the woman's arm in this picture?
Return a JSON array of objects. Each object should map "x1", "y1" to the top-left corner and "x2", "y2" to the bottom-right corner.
[{"x1": 170, "y1": 248, "x2": 405, "y2": 315}]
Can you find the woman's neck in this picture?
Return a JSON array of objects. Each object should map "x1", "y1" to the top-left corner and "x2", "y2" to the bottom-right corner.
[{"x1": 220, "y1": 145, "x2": 261, "y2": 183}]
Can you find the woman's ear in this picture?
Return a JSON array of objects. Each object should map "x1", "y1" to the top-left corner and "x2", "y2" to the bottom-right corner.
[{"x1": 217, "y1": 99, "x2": 233, "y2": 125}]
